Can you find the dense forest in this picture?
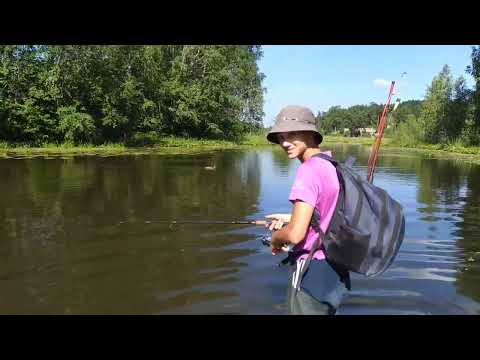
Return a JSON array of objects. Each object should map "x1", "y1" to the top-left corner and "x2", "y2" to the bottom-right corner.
[
  {"x1": 2, "y1": 45, "x2": 479, "y2": 149},
  {"x1": 317, "y1": 46, "x2": 480, "y2": 147},
  {"x1": 0, "y1": 45, "x2": 265, "y2": 146},
  {"x1": 316, "y1": 100, "x2": 423, "y2": 135}
]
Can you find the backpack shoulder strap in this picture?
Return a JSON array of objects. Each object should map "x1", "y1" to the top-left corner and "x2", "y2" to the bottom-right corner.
[
  {"x1": 312, "y1": 152, "x2": 357, "y2": 169},
  {"x1": 311, "y1": 152, "x2": 338, "y2": 167}
]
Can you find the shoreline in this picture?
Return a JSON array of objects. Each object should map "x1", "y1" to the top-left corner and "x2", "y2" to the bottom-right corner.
[
  {"x1": 1, "y1": 135, "x2": 480, "y2": 164},
  {"x1": 0, "y1": 135, "x2": 271, "y2": 158},
  {"x1": 322, "y1": 136, "x2": 480, "y2": 164}
]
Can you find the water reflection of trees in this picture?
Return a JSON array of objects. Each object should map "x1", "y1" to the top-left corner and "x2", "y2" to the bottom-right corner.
[
  {"x1": 0, "y1": 151, "x2": 262, "y2": 228},
  {"x1": 0, "y1": 151, "x2": 263, "y2": 313},
  {"x1": 453, "y1": 164, "x2": 480, "y2": 302},
  {"x1": 2, "y1": 147, "x2": 480, "y2": 311},
  {"x1": 270, "y1": 148, "x2": 292, "y2": 176}
]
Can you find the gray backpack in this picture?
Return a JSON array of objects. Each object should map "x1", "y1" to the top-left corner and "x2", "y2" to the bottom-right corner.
[{"x1": 304, "y1": 153, "x2": 405, "y2": 278}]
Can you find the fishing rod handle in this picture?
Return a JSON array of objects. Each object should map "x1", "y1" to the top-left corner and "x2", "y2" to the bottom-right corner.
[
  {"x1": 256, "y1": 220, "x2": 291, "y2": 226},
  {"x1": 254, "y1": 220, "x2": 269, "y2": 225}
]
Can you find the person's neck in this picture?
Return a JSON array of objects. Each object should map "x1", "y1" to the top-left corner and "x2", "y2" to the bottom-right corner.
[{"x1": 299, "y1": 147, "x2": 321, "y2": 163}]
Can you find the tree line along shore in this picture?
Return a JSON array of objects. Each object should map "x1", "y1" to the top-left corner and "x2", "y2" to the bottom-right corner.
[{"x1": 1, "y1": 45, "x2": 479, "y2": 161}]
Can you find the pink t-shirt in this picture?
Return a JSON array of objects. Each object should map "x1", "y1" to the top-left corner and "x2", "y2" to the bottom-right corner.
[{"x1": 288, "y1": 151, "x2": 340, "y2": 261}]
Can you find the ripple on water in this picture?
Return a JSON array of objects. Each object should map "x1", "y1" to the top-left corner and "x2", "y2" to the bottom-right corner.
[{"x1": 2, "y1": 146, "x2": 480, "y2": 314}]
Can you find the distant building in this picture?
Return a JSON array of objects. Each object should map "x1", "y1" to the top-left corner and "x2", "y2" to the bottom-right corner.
[
  {"x1": 362, "y1": 127, "x2": 376, "y2": 136},
  {"x1": 342, "y1": 127, "x2": 377, "y2": 137}
]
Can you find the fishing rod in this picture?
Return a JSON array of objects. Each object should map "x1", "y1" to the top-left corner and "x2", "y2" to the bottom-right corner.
[
  {"x1": 367, "y1": 72, "x2": 406, "y2": 183},
  {"x1": 367, "y1": 81, "x2": 395, "y2": 183},
  {"x1": 119, "y1": 219, "x2": 291, "y2": 249},
  {"x1": 118, "y1": 219, "x2": 271, "y2": 225}
]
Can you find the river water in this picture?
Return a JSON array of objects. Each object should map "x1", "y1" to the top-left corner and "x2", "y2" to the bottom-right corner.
[{"x1": 1, "y1": 144, "x2": 479, "y2": 314}]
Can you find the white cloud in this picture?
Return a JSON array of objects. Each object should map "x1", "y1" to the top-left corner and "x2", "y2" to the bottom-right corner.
[{"x1": 373, "y1": 78, "x2": 391, "y2": 88}]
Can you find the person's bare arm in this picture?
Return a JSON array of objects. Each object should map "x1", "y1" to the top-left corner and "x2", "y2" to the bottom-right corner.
[{"x1": 268, "y1": 201, "x2": 314, "y2": 254}]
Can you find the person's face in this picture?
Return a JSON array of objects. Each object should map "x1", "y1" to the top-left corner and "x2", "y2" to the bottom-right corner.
[{"x1": 276, "y1": 131, "x2": 311, "y2": 160}]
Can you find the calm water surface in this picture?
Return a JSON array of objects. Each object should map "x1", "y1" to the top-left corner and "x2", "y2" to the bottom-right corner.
[{"x1": 1, "y1": 144, "x2": 479, "y2": 314}]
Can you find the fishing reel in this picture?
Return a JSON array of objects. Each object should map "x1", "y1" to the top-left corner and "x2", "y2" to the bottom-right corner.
[
  {"x1": 260, "y1": 235, "x2": 272, "y2": 247},
  {"x1": 260, "y1": 234, "x2": 293, "y2": 252}
]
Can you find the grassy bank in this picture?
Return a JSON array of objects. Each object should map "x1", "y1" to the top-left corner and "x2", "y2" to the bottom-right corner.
[
  {"x1": 0, "y1": 134, "x2": 271, "y2": 158},
  {"x1": 2, "y1": 134, "x2": 480, "y2": 164},
  {"x1": 322, "y1": 135, "x2": 387, "y2": 146},
  {"x1": 404, "y1": 142, "x2": 480, "y2": 155},
  {"x1": 386, "y1": 142, "x2": 480, "y2": 164},
  {"x1": 323, "y1": 135, "x2": 480, "y2": 156},
  {"x1": 322, "y1": 135, "x2": 480, "y2": 164}
]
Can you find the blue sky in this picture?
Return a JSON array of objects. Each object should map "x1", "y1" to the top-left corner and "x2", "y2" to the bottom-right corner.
[{"x1": 257, "y1": 45, "x2": 474, "y2": 126}]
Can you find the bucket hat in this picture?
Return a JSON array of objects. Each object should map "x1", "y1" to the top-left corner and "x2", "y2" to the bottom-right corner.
[{"x1": 266, "y1": 105, "x2": 322, "y2": 144}]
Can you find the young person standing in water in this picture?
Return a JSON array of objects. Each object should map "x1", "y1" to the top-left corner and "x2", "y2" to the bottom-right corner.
[{"x1": 265, "y1": 105, "x2": 349, "y2": 315}]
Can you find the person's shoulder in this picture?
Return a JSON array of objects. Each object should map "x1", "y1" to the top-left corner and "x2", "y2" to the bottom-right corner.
[
  {"x1": 308, "y1": 153, "x2": 339, "y2": 184},
  {"x1": 309, "y1": 152, "x2": 336, "y2": 170}
]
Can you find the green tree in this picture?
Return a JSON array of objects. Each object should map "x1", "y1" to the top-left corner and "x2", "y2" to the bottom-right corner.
[
  {"x1": 447, "y1": 76, "x2": 471, "y2": 141},
  {"x1": 57, "y1": 105, "x2": 95, "y2": 144},
  {"x1": 420, "y1": 65, "x2": 453, "y2": 144},
  {"x1": 0, "y1": 45, "x2": 60, "y2": 144},
  {"x1": 166, "y1": 45, "x2": 264, "y2": 139},
  {"x1": 318, "y1": 103, "x2": 384, "y2": 136},
  {"x1": 465, "y1": 45, "x2": 480, "y2": 145},
  {"x1": 393, "y1": 100, "x2": 423, "y2": 125},
  {"x1": 0, "y1": 45, "x2": 265, "y2": 145}
]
